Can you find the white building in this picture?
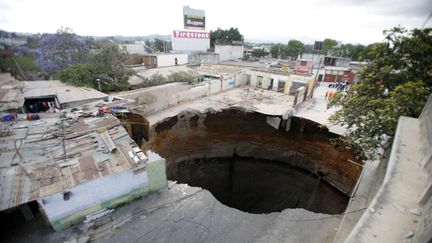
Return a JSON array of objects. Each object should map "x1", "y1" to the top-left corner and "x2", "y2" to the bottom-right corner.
[
  {"x1": 143, "y1": 53, "x2": 188, "y2": 68},
  {"x1": 119, "y1": 44, "x2": 147, "y2": 55},
  {"x1": 172, "y1": 30, "x2": 210, "y2": 52},
  {"x1": 215, "y1": 44, "x2": 244, "y2": 61}
]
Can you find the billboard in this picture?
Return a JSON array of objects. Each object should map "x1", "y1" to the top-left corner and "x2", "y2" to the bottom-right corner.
[
  {"x1": 172, "y1": 30, "x2": 210, "y2": 52},
  {"x1": 183, "y1": 6, "x2": 205, "y2": 30},
  {"x1": 313, "y1": 41, "x2": 323, "y2": 51},
  {"x1": 173, "y1": 30, "x2": 210, "y2": 39}
]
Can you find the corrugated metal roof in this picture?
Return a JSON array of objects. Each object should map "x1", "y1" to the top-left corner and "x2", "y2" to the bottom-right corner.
[{"x1": 0, "y1": 113, "x2": 146, "y2": 211}]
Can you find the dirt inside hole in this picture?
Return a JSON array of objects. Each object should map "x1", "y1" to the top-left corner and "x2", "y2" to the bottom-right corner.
[
  {"x1": 145, "y1": 108, "x2": 362, "y2": 215},
  {"x1": 177, "y1": 156, "x2": 349, "y2": 214}
]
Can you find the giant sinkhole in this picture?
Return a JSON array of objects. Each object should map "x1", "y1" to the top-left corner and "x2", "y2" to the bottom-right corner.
[{"x1": 141, "y1": 108, "x2": 362, "y2": 214}]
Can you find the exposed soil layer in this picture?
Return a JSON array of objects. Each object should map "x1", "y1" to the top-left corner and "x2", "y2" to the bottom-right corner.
[{"x1": 144, "y1": 108, "x2": 362, "y2": 214}]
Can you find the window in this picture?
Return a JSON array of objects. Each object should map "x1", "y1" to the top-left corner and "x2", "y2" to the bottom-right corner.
[{"x1": 300, "y1": 61, "x2": 307, "y2": 66}]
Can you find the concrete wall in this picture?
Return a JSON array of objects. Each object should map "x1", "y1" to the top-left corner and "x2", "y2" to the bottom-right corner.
[
  {"x1": 41, "y1": 169, "x2": 149, "y2": 225},
  {"x1": 245, "y1": 70, "x2": 314, "y2": 98},
  {"x1": 189, "y1": 52, "x2": 220, "y2": 65},
  {"x1": 118, "y1": 74, "x2": 246, "y2": 116},
  {"x1": 215, "y1": 45, "x2": 244, "y2": 61},
  {"x1": 293, "y1": 87, "x2": 306, "y2": 106},
  {"x1": 40, "y1": 157, "x2": 167, "y2": 231},
  {"x1": 342, "y1": 95, "x2": 432, "y2": 243},
  {"x1": 63, "y1": 97, "x2": 108, "y2": 110},
  {"x1": 294, "y1": 59, "x2": 313, "y2": 74},
  {"x1": 119, "y1": 44, "x2": 146, "y2": 55},
  {"x1": 301, "y1": 53, "x2": 325, "y2": 68},
  {"x1": 245, "y1": 70, "x2": 289, "y2": 92},
  {"x1": 414, "y1": 95, "x2": 432, "y2": 243},
  {"x1": 156, "y1": 54, "x2": 188, "y2": 67}
]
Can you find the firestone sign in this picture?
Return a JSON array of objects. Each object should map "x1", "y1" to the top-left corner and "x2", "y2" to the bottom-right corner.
[{"x1": 173, "y1": 31, "x2": 210, "y2": 39}]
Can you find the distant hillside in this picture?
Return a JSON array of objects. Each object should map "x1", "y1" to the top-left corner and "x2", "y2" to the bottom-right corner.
[{"x1": 92, "y1": 34, "x2": 172, "y2": 42}]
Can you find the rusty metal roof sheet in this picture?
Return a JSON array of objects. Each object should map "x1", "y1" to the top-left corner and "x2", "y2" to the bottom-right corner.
[{"x1": 0, "y1": 113, "x2": 145, "y2": 211}]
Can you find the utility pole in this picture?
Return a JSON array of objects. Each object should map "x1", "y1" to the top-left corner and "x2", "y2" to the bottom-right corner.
[{"x1": 278, "y1": 44, "x2": 281, "y2": 59}]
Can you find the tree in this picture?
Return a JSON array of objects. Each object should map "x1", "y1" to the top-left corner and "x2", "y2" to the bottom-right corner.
[
  {"x1": 251, "y1": 48, "x2": 268, "y2": 58},
  {"x1": 55, "y1": 63, "x2": 96, "y2": 88},
  {"x1": 92, "y1": 44, "x2": 132, "y2": 91},
  {"x1": 303, "y1": 44, "x2": 314, "y2": 53},
  {"x1": 328, "y1": 43, "x2": 379, "y2": 61},
  {"x1": 210, "y1": 27, "x2": 244, "y2": 47},
  {"x1": 357, "y1": 43, "x2": 378, "y2": 61},
  {"x1": 323, "y1": 38, "x2": 338, "y2": 55},
  {"x1": 285, "y1": 39, "x2": 304, "y2": 60},
  {"x1": 36, "y1": 27, "x2": 89, "y2": 74},
  {"x1": 270, "y1": 44, "x2": 287, "y2": 59},
  {"x1": 0, "y1": 55, "x2": 40, "y2": 80},
  {"x1": 328, "y1": 27, "x2": 432, "y2": 159},
  {"x1": 0, "y1": 42, "x2": 40, "y2": 80}
]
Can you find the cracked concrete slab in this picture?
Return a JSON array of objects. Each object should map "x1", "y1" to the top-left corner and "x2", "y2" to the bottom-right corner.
[{"x1": 93, "y1": 182, "x2": 342, "y2": 243}]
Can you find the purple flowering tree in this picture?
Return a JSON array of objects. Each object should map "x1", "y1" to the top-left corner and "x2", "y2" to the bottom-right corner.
[{"x1": 36, "y1": 27, "x2": 90, "y2": 74}]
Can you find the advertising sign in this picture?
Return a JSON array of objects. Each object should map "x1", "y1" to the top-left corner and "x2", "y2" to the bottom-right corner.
[
  {"x1": 172, "y1": 30, "x2": 210, "y2": 52},
  {"x1": 184, "y1": 15, "x2": 205, "y2": 30},
  {"x1": 173, "y1": 30, "x2": 210, "y2": 39},
  {"x1": 183, "y1": 6, "x2": 206, "y2": 30},
  {"x1": 313, "y1": 41, "x2": 323, "y2": 51}
]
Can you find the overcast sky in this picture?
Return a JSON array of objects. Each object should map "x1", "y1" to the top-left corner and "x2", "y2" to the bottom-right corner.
[{"x1": 0, "y1": 0, "x2": 431, "y2": 44}]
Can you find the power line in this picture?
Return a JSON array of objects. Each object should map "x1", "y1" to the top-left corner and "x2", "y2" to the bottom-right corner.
[{"x1": 422, "y1": 11, "x2": 432, "y2": 29}]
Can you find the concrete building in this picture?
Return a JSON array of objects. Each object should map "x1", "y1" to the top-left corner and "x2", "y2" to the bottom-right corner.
[
  {"x1": 22, "y1": 80, "x2": 108, "y2": 111},
  {"x1": 215, "y1": 43, "x2": 244, "y2": 61},
  {"x1": 119, "y1": 44, "x2": 147, "y2": 55},
  {"x1": 323, "y1": 66, "x2": 355, "y2": 83},
  {"x1": 0, "y1": 76, "x2": 107, "y2": 112},
  {"x1": 0, "y1": 112, "x2": 167, "y2": 231},
  {"x1": 142, "y1": 53, "x2": 188, "y2": 69},
  {"x1": 0, "y1": 74, "x2": 169, "y2": 231},
  {"x1": 244, "y1": 69, "x2": 315, "y2": 95},
  {"x1": 294, "y1": 59, "x2": 313, "y2": 75},
  {"x1": 300, "y1": 53, "x2": 325, "y2": 69},
  {"x1": 324, "y1": 56, "x2": 351, "y2": 67}
]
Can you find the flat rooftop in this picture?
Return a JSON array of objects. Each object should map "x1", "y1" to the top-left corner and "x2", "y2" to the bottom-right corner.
[{"x1": 23, "y1": 80, "x2": 107, "y2": 105}]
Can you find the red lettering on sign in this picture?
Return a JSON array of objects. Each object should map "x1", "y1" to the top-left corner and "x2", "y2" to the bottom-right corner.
[{"x1": 173, "y1": 30, "x2": 210, "y2": 39}]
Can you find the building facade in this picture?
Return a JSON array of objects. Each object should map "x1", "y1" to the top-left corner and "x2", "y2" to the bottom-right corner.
[
  {"x1": 215, "y1": 44, "x2": 244, "y2": 61},
  {"x1": 142, "y1": 53, "x2": 188, "y2": 68}
]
